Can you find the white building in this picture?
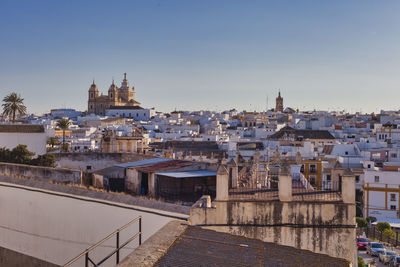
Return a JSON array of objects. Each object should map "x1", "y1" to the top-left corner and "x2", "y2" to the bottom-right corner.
[
  {"x1": 364, "y1": 166, "x2": 400, "y2": 221},
  {"x1": 106, "y1": 106, "x2": 156, "y2": 121}
]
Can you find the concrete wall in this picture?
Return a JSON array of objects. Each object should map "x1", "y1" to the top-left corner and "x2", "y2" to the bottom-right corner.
[
  {"x1": 55, "y1": 152, "x2": 154, "y2": 172},
  {"x1": 190, "y1": 198, "x2": 356, "y2": 266},
  {"x1": 0, "y1": 132, "x2": 48, "y2": 155},
  {"x1": 0, "y1": 246, "x2": 60, "y2": 267},
  {"x1": 0, "y1": 182, "x2": 187, "y2": 267},
  {"x1": 0, "y1": 162, "x2": 82, "y2": 183}
]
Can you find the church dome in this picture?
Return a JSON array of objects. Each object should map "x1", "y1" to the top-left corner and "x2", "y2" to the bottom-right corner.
[
  {"x1": 108, "y1": 79, "x2": 118, "y2": 91},
  {"x1": 89, "y1": 80, "x2": 98, "y2": 91}
]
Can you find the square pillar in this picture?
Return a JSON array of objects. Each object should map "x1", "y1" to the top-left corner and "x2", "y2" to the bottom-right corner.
[
  {"x1": 279, "y1": 163, "x2": 292, "y2": 201},
  {"x1": 216, "y1": 165, "x2": 229, "y2": 200}
]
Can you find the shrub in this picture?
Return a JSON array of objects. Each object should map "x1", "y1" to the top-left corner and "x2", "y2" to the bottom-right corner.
[
  {"x1": 356, "y1": 217, "x2": 368, "y2": 228},
  {"x1": 358, "y1": 256, "x2": 365, "y2": 267},
  {"x1": 383, "y1": 228, "x2": 395, "y2": 239},
  {"x1": 366, "y1": 216, "x2": 377, "y2": 223},
  {"x1": 376, "y1": 222, "x2": 391, "y2": 233}
]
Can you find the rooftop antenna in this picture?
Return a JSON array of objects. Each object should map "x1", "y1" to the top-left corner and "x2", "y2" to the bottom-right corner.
[{"x1": 266, "y1": 94, "x2": 268, "y2": 113}]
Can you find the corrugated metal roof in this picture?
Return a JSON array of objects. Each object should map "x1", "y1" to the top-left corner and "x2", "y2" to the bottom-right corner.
[
  {"x1": 134, "y1": 160, "x2": 198, "y2": 172},
  {"x1": 115, "y1": 158, "x2": 172, "y2": 168},
  {"x1": 155, "y1": 171, "x2": 216, "y2": 178}
]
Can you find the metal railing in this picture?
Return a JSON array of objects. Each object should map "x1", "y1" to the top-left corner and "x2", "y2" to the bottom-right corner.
[
  {"x1": 291, "y1": 181, "x2": 342, "y2": 201},
  {"x1": 63, "y1": 216, "x2": 142, "y2": 267}
]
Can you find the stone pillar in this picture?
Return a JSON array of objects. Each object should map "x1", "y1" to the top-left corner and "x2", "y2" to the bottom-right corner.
[
  {"x1": 278, "y1": 162, "x2": 292, "y2": 201},
  {"x1": 231, "y1": 162, "x2": 238, "y2": 189},
  {"x1": 342, "y1": 169, "x2": 355, "y2": 204},
  {"x1": 216, "y1": 164, "x2": 229, "y2": 200},
  {"x1": 148, "y1": 173, "x2": 156, "y2": 197}
]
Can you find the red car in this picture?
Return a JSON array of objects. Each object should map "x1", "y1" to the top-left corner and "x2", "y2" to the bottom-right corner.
[{"x1": 356, "y1": 237, "x2": 369, "y2": 250}]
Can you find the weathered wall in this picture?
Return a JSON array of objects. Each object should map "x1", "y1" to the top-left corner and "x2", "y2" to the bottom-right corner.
[
  {"x1": 190, "y1": 199, "x2": 356, "y2": 266},
  {"x1": 55, "y1": 152, "x2": 154, "y2": 172},
  {"x1": 0, "y1": 162, "x2": 82, "y2": 183},
  {"x1": 0, "y1": 246, "x2": 60, "y2": 267},
  {"x1": 126, "y1": 168, "x2": 141, "y2": 194}
]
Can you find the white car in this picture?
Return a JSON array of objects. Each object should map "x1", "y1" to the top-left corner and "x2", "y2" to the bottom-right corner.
[{"x1": 380, "y1": 250, "x2": 398, "y2": 264}]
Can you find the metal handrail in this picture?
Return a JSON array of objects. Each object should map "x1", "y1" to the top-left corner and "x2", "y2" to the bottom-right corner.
[{"x1": 63, "y1": 216, "x2": 142, "y2": 267}]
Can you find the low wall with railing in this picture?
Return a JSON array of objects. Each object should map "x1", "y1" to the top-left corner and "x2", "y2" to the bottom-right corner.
[{"x1": 0, "y1": 181, "x2": 187, "y2": 267}]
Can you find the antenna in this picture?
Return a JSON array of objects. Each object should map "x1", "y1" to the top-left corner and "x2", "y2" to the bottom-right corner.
[{"x1": 266, "y1": 94, "x2": 268, "y2": 113}]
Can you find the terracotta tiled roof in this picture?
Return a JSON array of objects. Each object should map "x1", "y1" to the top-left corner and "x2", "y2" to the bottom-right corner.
[
  {"x1": 268, "y1": 126, "x2": 335, "y2": 140},
  {"x1": 154, "y1": 226, "x2": 349, "y2": 267}
]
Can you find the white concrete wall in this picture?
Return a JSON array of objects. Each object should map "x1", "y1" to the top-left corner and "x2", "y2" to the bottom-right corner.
[
  {"x1": 0, "y1": 183, "x2": 186, "y2": 267},
  {"x1": 364, "y1": 170, "x2": 400, "y2": 220},
  {"x1": 0, "y1": 132, "x2": 48, "y2": 155}
]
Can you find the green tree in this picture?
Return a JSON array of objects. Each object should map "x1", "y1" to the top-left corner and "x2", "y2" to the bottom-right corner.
[
  {"x1": 56, "y1": 118, "x2": 71, "y2": 152},
  {"x1": 356, "y1": 217, "x2": 368, "y2": 228},
  {"x1": 358, "y1": 256, "x2": 365, "y2": 267},
  {"x1": 47, "y1": 137, "x2": 60, "y2": 148},
  {"x1": 366, "y1": 216, "x2": 377, "y2": 224},
  {"x1": 31, "y1": 153, "x2": 56, "y2": 167},
  {"x1": 376, "y1": 222, "x2": 391, "y2": 233},
  {"x1": 2, "y1": 92, "x2": 27, "y2": 122},
  {"x1": 10, "y1": 144, "x2": 35, "y2": 164},
  {"x1": 383, "y1": 228, "x2": 395, "y2": 239},
  {"x1": 0, "y1": 147, "x2": 11, "y2": 162}
]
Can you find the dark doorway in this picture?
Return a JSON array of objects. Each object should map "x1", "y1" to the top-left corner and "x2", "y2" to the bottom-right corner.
[
  {"x1": 141, "y1": 173, "x2": 149, "y2": 195},
  {"x1": 109, "y1": 178, "x2": 125, "y2": 192}
]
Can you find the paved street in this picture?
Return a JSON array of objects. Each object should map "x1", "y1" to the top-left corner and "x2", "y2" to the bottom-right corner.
[{"x1": 358, "y1": 249, "x2": 386, "y2": 267}]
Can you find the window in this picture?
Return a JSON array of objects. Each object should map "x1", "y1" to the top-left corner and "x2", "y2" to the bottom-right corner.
[
  {"x1": 310, "y1": 165, "x2": 316, "y2": 173},
  {"x1": 327, "y1": 174, "x2": 331, "y2": 181},
  {"x1": 374, "y1": 176, "x2": 379, "y2": 183},
  {"x1": 355, "y1": 176, "x2": 360, "y2": 183},
  {"x1": 86, "y1": 166, "x2": 92, "y2": 170},
  {"x1": 110, "y1": 93, "x2": 113, "y2": 98},
  {"x1": 391, "y1": 153, "x2": 397, "y2": 158},
  {"x1": 345, "y1": 151, "x2": 348, "y2": 155},
  {"x1": 310, "y1": 176, "x2": 316, "y2": 185},
  {"x1": 300, "y1": 165, "x2": 305, "y2": 173},
  {"x1": 391, "y1": 194, "x2": 396, "y2": 201},
  {"x1": 391, "y1": 205, "x2": 397, "y2": 210},
  {"x1": 367, "y1": 164, "x2": 371, "y2": 169}
]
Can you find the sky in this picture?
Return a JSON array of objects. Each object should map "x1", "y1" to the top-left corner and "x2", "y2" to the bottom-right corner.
[{"x1": 0, "y1": 0, "x2": 400, "y2": 115}]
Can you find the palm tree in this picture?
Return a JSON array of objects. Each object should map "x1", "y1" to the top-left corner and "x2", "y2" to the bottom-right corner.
[
  {"x1": 56, "y1": 118, "x2": 71, "y2": 152},
  {"x1": 47, "y1": 137, "x2": 60, "y2": 151},
  {"x1": 2, "y1": 92, "x2": 27, "y2": 122}
]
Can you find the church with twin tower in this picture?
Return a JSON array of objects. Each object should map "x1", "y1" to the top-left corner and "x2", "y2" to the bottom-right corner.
[{"x1": 88, "y1": 73, "x2": 141, "y2": 115}]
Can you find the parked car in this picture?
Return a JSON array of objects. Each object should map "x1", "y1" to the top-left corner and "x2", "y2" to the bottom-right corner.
[
  {"x1": 389, "y1": 256, "x2": 400, "y2": 266},
  {"x1": 356, "y1": 237, "x2": 369, "y2": 250},
  {"x1": 366, "y1": 242, "x2": 385, "y2": 257},
  {"x1": 379, "y1": 250, "x2": 398, "y2": 264}
]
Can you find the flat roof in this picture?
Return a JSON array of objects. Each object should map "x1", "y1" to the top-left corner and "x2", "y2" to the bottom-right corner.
[
  {"x1": 0, "y1": 124, "x2": 45, "y2": 133},
  {"x1": 155, "y1": 170, "x2": 216, "y2": 178}
]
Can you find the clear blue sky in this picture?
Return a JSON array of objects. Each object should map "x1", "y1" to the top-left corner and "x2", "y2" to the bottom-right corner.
[{"x1": 1, "y1": 0, "x2": 399, "y2": 114}]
